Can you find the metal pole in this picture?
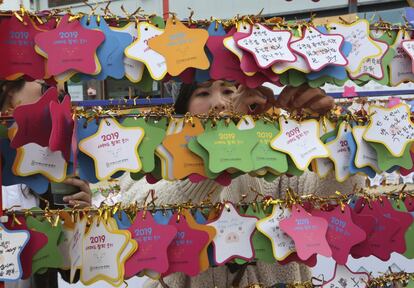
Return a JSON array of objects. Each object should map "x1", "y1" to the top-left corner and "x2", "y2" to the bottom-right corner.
[{"x1": 348, "y1": 0, "x2": 358, "y2": 14}]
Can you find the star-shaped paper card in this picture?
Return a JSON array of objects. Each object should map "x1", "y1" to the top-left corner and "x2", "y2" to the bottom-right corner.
[
  {"x1": 13, "y1": 142, "x2": 67, "y2": 182},
  {"x1": 401, "y1": 39, "x2": 414, "y2": 74},
  {"x1": 122, "y1": 117, "x2": 167, "y2": 174},
  {"x1": 80, "y1": 218, "x2": 132, "y2": 286},
  {"x1": 11, "y1": 87, "x2": 58, "y2": 149},
  {"x1": 163, "y1": 213, "x2": 210, "y2": 277},
  {"x1": 349, "y1": 39, "x2": 389, "y2": 80},
  {"x1": 148, "y1": 18, "x2": 209, "y2": 76},
  {"x1": 256, "y1": 204, "x2": 296, "y2": 261},
  {"x1": 49, "y1": 95, "x2": 74, "y2": 162},
  {"x1": 110, "y1": 22, "x2": 145, "y2": 83},
  {"x1": 312, "y1": 206, "x2": 366, "y2": 264},
  {"x1": 26, "y1": 215, "x2": 63, "y2": 275},
  {"x1": 0, "y1": 14, "x2": 46, "y2": 80},
  {"x1": 351, "y1": 126, "x2": 380, "y2": 172},
  {"x1": 125, "y1": 211, "x2": 176, "y2": 277},
  {"x1": 4, "y1": 216, "x2": 48, "y2": 279},
  {"x1": 207, "y1": 202, "x2": 258, "y2": 265},
  {"x1": 272, "y1": 35, "x2": 312, "y2": 74},
  {"x1": 290, "y1": 26, "x2": 348, "y2": 72},
  {"x1": 125, "y1": 22, "x2": 167, "y2": 80},
  {"x1": 250, "y1": 119, "x2": 288, "y2": 173},
  {"x1": 279, "y1": 204, "x2": 332, "y2": 261},
  {"x1": 78, "y1": 118, "x2": 145, "y2": 181},
  {"x1": 390, "y1": 30, "x2": 414, "y2": 86},
  {"x1": 270, "y1": 119, "x2": 329, "y2": 171},
  {"x1": 34, "y1": 14, "x2": 104, "y2": 76},
  {"x1": 236, "y1": 24, "x2": 295, "y2": 68},
  {"x1": 0, "y1": 223, "x2": 30, "y2": 281},
  {"x1": 322, "y1": 264, "x2": 369, "y2": 288},
  {"x1": 327, "y1": 19, "x2": 382, "y2": 75},
  {"x1": 197, "y1": 120, "x2": 258, "y2": 173},
  {"x1": 326, "y1": 122, "x2": 353, "y2": 182},
  {"x1": 69, "y1": 217, "x2": 87, "y2": 283},
  {"x1": 79, "y1": 16, "x2": 132, "y2": 80},
  {"x1": 363, "y1": 104, "x2": 414, "y2": 157},
  {"x1": 163, "y1": 117, "x2": 206, "y2": 179}
]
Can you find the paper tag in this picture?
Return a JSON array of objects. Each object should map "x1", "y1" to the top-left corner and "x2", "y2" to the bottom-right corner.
[
  {"x1": 13, "y1": 143, "x2": 67, "y2": 182},
  {"x1": 111, "y1": 23, "x2": 145, "y2": 83},
  {"x1": 272, "y1": 34, "x2": 311, "y2": 74},
  {"x1": 351, "y1": 126, "x2": 380, "y2": 172},
  {"x1": 279, "y1": 204, "x2": 332, "y2": 260},
  {"x1": 79, "y1": 118, "x2": 145, "y2": 180},
  {"x1": 207, "y1": 202, "x2": 257, "y2": 265},
  {"x1": 322, "y1": 264, "x2": 369, "y2": 288},
  {"x1": 402, "y1": 39, "x2": 414, "y2": 74},
  {"x1": 364, "y1": 104, "x2": 414, "y2": 157},
  {"x1": 349, "y1": 209, "x2": 376, "y2": 259},
  {"x1": 34, "y1": 14, "x2": 104, "y2": 76},
  {"x1": 290, "y1": 26, "x2": 347, "y2": 71},
  {"x1": 312, "y1": 206, "x2": 366, "y2": 264},
  {"x1": 125, "y1": 211, "x2": 176, "y2": 276},
  {"x1": 197, "y1": 120, "x2": 258, "y2": 173},
  {"x1": 148, "y1": 18, "x2": 209, "y2": 76},
  {"x1": 390, "y1": 30, "x2": 414, "y2": 86},
  {"x1": 271, "y1": 119, "x2": 329, "y2": 171},
  {"x1": 256, "y1": 204, "x2": 296, "y2": 260},
  {"x1": 326, "y1": 122, "x2": 352, "y2": 182},
  {"x1": 163, "y1": 118, "x2": 206, "y2": 179},
  {"x1": 11, "y1": 87, "x2": 58, "y2": 149},
  {"x1": 164, "y1": 213, "x2": 209, "y2": 276},
  {"x1": 81, "y1": 218, "x2": 130, "y2": 285},
  {"x1": 0, "y1": 223, "x2": 29, "y2": 281},
  {"x1": 125, "y1": 22, "x2": 167, "y2": 80},
  {"x1": 328, "y1": 20, "x2": 381, "y2": 74},
  {"x1": 69, "y1": 217, "x2": 87, "y2": 283},
  {"x1": 0, "y1": 14, "x2": 46, "y2": 79},
  {"x1": 236, "y1": 24, "x2": 295, "y2": 68}
]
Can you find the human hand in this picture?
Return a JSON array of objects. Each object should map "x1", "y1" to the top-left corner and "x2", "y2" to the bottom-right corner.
[
  {"x1": 62, "y1": 177, "x2": 92, "y2": 208},
  {"x1": 275, "y1": 84, "x2": 334, "y2": 114},
  {"x1": 231, "y1": 84, "x2": 275, "y2": 114}
]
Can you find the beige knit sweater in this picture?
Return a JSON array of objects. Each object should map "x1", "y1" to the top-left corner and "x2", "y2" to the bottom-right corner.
[{"x1": 120, "y1": 171, "x2": 365, "y2": 288}]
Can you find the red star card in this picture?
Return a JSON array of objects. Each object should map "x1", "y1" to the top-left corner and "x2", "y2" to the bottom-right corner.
[
  {"x1": 125, "y1": 211, "x2": 176, "y2": 277},
  {"x1": 49, "y1": 95, "x2": 74, "y2": 162},
  {"x1": 312, "y1": 206, "x2": 366, "y2": 264},
  {"x1": 163, "y1": 213, "x2": 209, "y2": 277},
  {"x1": 4, "y1": 216, "x2": 48, "y2": 279},
  {"x1": 35, "y1": 14, "x2": 104, "y2": 76},
  {"x1": 280, "y1": 205, "x2": 332, "y2": 261},
  {"x1": 11, "y1": 87, "x2": 58, "y2": 149},
  {"x1": 0, "y1": 14, "x2": 46, "y2": 80}
]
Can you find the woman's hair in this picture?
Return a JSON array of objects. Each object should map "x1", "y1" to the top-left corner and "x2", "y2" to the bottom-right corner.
[
  {"x1": 173, "y1": 82, "x2": 198, "y2": 114},
  {"x1": 0, "y1": 78, "x2": 26, "y2": 111}
]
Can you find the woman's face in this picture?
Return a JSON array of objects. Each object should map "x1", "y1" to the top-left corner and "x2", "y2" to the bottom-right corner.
[
  {"x1": 187, "y1": 80, "x2": 237, "y2": 114},
  {"x1": 2, "y1": 81, "x2": 43, "y2": 112}
]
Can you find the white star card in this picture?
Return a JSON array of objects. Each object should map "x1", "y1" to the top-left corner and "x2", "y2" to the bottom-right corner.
[
  {"x1": 349, "y1": 40, "x2": 388, "y2": 80},
  {"x1": 111, "y1": 23, "x2": 145, "y2": 83},
  {"x1": 78, "y1": 118, "x2": 145, "y2": 181},
  {"x1": 388, "y1": 30, "x2": 414, "y2": 86},
  {"x1": 352, "y1": 126, "x2": 380, "y2": 172},
  {"x1": 236, "y1": 24, "x2": 296, "y2": 68},
  {"x1": 327, "y1": 20, "x2": 381, "y2": 74},
  {"x1": 0, "y1": 223, "x2": 30, "y2": 281},
  {"x1": 125, "y1": 22, "x2": 167, "y2": 80},
  {"x1": 322, "y1": 264, "x2": 369, "y2": 288},
  {"x1": 256, "y1": 205, "x2": 295, "y2": 260},
  {"x1": 326, "y1": 122, "x2": 352, "y2": 182},
  {"x1": 13, "y1": 143, "x2": 67, "y2": 182},
  {"x1": 290, "y1": 26, "x2": 347, "y2": 71},
  {"x1": 270, "y1": 119, "x2": 329, "y2": 171},
  {"x1": 207, "y1": 203, "x2": 257, "y2": 265},
  {"x1": 363, "y1": 104, "x2": 414, "y2": 157}
]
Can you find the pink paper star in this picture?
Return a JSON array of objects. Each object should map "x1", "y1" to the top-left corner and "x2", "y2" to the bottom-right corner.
[
  {"x1": 49, "y1": 95, "x2": 74, "y2": 162},
  {"x1": 343, "y1": 85, "x2": 358, "y2": 98},
  {"x1": 280, "y1": 205, "x2": 332, "y2": 261},
  {"x1": 35, "y1": 14, "x2": 104, "y2": 76},
  {"x1": 125, "y1": 211, "x2": 176, "y2": 277},
  {"x1": 11, "y1": 87, "x2": 58, "y2": 149}
]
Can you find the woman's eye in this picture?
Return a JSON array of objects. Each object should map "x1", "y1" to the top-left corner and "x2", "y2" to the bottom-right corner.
[
  {"x1": 223, "y1": 89, "x2": 234, "y2": 95},
  {"x1": 196, "y1": 91, "x2": 210, "y2": 97}
]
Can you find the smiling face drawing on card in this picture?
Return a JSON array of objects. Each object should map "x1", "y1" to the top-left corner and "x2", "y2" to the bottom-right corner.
[{"x1": 207, "y1": 202, "x2": 257, "y2": 265}]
